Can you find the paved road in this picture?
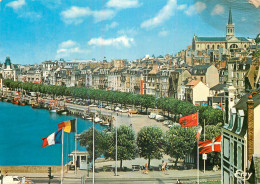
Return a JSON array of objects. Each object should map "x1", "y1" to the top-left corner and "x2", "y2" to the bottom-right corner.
[{"x1": 30, "y1": 174, "x2": 221, "y2": 184}]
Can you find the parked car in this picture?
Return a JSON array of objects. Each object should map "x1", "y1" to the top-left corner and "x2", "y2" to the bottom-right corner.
[
  {"x1": 148, "y1": 113, "x2": 157, "y2": 119},
  {"x1": 155, "y1": 115, "x2": 164, "y2": 121},
  {"x1": 120, "y1": 109, "x2": 129, "y2": 113},
  {"x1": 129, "y1": 109, "x2": 139, "y2": 114},
  {"x1": 89, "y1": 104, "x2": 97, "y2": 107},
  {"x1": 105, "y1": 106, "x2": 112, "y2": 110},
  {"x1": 115, "y1": 107, "x2": 121, "y2": 111},
  {"x1": 1, "y1": 176, "x2": 20, "y2": 184},
  {"x1": 168, "y1": 122, "x2": 181, "y2": 128},
  {"x1": 98, "y1": 104, "x2": 106, "y2": 108}
]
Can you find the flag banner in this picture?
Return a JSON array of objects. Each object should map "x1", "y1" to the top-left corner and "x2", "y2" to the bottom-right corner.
[
  {"x1": 199, "y1": 135, "x2": 221, "y2": 154},
  {"x1": 58, "y1": 119, "x2": 76, "y2": 133},
  {"x1": 196, "y1": 126, "x2": 202, "y2": 140},
  {"x1": 42, "y1": 129, "x2": 62, "y2": 148},
  {"x1": 179, "y1": 112, "x2": 198, "y2": 127}
]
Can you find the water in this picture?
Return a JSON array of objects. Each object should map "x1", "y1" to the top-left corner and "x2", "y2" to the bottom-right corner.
[{"x1": 0, "y1": 102, "x2": 104, "y2": 166}]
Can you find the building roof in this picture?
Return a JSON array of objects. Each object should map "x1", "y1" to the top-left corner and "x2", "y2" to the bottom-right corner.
[
  {"x1": 228, "y1": 8, "x2": 233, "y2": 24},
  {"x1": 186, "y1": 80, "x2": 200, "y2": 88},
  {"x1": 195, "y1": 37, "x2": 227, "y2": 42},
  {"x1": 210, "y1": 84, "x2": 227, "y2": 91},
  {"x1": 235, "y1": 90, "x2": 260, "y2": 110},
  {"x1": 194, "y1": 36, "x2": 249, "y2": 42},
  {"x1": 249, "y1": 154, "x2": 260, "y2": 182},
  {"x1": 190, "y1": 64, "x2": 210, "y2": 75}
]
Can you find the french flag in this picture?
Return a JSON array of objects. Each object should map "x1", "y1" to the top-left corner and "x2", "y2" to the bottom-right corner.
[{"x1": 42, "y1": 129, "x2": 62, "y2": 148}]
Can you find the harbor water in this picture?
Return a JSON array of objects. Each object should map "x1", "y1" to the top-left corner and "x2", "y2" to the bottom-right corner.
[{"x1": 0, "y1": 102, "x2": 104, "y2": 166}]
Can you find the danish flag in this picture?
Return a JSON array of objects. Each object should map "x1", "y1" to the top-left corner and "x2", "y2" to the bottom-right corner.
[{"x1": 198, "y1": 135, "x2": 221, "y2": 154}]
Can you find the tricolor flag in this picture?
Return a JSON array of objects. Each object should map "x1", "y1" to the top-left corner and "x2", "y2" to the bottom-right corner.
[
  {"x1": 198, "y1": 135, "x2": 221, "y2": 154},
  {"x1": 179, "y1": 112, "x2": 198, "y2": 127},
  {"x1": 196, "y1": 126, "x2": 202, "y2": 140},
  {"x1": 42, "y1": 129, "x2": 62, "y2": 148},
  {"x1": 58, "y1": 119, "x2": 76, "y2": 133}
]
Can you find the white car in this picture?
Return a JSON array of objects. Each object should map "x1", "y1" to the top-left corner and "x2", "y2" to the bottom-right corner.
[
  {"x1": 1, "y1": 176, "x2": 20, "y2": 184},
  {"x1": 120, "y1": 109, "x2": 129, "y2": 113},
  {"x1": 115, "y1": 107, "x2": 121, "y2": 111},
  {"x1": 148, "y1": 113, "x2": 157, "y2": 119},
  {"x1": 89, "y1": 104, "x2": 97, "y2": 107}
]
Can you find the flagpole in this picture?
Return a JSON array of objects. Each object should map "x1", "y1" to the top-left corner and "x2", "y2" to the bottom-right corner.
[
  {"x1": 203, "y1": 119, "x2": 205, "y2": 173},
  {"x1": 115, "y1": 116, "x2": 118, "y2": 176},
  {"x1": 75, "y1": 118, "x2": 77, "y2": 175},
  {"x1": 197, "y1": 111, "x2": 199, "y2": 184},
  {"x1": 93, "y1": 115, "x2": 95, "y2": 184},
  {"x1": 61, "y1": 129, "x2": 64, "y2": 184}
]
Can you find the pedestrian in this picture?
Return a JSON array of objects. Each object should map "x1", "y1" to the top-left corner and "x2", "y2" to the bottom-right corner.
[
  {"x1": 5, "y1": 171, "x2": 8, "y2": 176},
  {"x1": 161, "y1": 160, "x2": 165, "y2": 172},
  {"x1": 165, "y1": 162, "x2": 169, "y2": 175},
  {"x1": 145, "y1": 163, "x2": 148, "y2": 174}
]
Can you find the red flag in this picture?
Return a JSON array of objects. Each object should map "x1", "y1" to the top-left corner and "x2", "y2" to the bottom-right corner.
[
  {"x1": 196, "y1": 126, "x2": 202, "y2": 140},
  {"x1": 199, "y1": 135, "x2": 221, "y2": 154},
  {"x1": 179, "y1": 112, "x2": 198, "y2": 127}
]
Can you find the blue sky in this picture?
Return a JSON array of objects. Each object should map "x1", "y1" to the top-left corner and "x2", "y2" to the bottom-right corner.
[{"x1": 0, "y1": 0, "x2": 259, "y2": 64}]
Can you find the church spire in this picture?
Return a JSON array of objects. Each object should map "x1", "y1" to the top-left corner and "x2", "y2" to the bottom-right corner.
[{"x1": 228, "y1": 8, "x2": 233, "y2": 24}]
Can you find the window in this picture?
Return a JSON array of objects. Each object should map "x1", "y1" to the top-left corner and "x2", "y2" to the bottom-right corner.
[
  {"x1": 237, "y1": 145, "x2": 242, "y2": 169},
  {"x1": 230, "y1": 142, "x2": 234, "y2": 164},
  {"x1": 217, "y1": 45, "x2": 220, "y2": 49},
  {"x1": 236, "y1": 110, "x2": 244, "y2": 134},
  {"x1": 212, "y1": 45, "x2": 215, "y2": 50},
  {"x1": 207, "y1": 45, "x2": 210, "y2": 49}
]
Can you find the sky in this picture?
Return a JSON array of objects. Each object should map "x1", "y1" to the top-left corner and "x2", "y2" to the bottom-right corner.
[{"x1": 0, "y1": 0, "x2": 259, "y2": 64}]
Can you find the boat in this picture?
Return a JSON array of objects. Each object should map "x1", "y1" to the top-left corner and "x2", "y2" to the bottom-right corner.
[
  {"x1": 50, "y1": 108, "x2": 58, "y2": 113},
  {"x1": 18, "y1": 100, "x2": 26, "y2": 106},
  {"x1": 94, "y1": 117, "x2": 102, "y2": 123},
  {"x1": 61, "y1": 111, "x2": 67, "y2": 115},
  {"x1": 86, "y1": 117, "x2": 92, "y2": 120}
]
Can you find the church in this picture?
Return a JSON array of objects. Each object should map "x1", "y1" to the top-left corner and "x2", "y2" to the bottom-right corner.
[{"x1": 192, "y1": 9, "x2": 251, "y2": 52}]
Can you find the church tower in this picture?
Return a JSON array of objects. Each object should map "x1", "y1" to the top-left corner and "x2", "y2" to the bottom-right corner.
[{"x1": 226, "y1": 8, "x2": 235, "y2": 39}]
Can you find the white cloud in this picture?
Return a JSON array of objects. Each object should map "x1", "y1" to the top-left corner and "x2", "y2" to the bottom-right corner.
[
  {"x1": 177, "y1": 4, "x2": 187, "y2": 10},
  {"x1": 56, "y1": 40, "x2": 89, "y2": 58},
  {"x1": 88, "y1": 36, "x2": 134, "y2": 47},
  {"x1": 105, "y1": 21, "x2": 119, "y2": 31},
  {"x1": 6, "y1": 0, "x2": 26, "y2": 10},
  {"x1": 184, "y1": 1, "x2": 206, "y2": 16},
  {"x1": 211, "y1": 4, "x2": 224, "y2": 16},
  {"x1": 106, "y1": 0, "x2": 141, "y2": 9},
  {"x1": 158, "y1": 30, "x2": 169, "y2": 37},
  {"x1": 141, "y1": 0, "x2": 177, "y2": 29},
  {"x1": 117, "y1": 27, "x2": 138, "y2": 36},
  {"x1": 60, "y1": 40, "x2": 77, "y2": 48},
  {"x1": 92, "y1": 9, "x2": 116, "y2": 23},
  {"x1": 61, "y1": 6, "x2": 115, "y2": 25}
]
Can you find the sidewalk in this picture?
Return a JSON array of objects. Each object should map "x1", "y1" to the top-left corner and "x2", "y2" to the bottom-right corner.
[{"x1": 10, "y1": 169, "x2": 220, "y2": 181}]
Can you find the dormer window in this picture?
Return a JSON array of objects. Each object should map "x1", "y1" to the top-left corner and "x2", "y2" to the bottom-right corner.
[
  {"x1": 229, "y1": 108, "x2": 236, "y2": 129},
  {"x1": 236, "y1": 110, "x2": 244, "y2": 134}
]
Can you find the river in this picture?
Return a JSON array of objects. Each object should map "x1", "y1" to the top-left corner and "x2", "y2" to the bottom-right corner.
[{"x1": 0, "y1": 102, "x2": 104, "y2": 166}]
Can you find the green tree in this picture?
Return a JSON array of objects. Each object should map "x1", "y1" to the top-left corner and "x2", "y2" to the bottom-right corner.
[
  {"x1": 103, "y1": 125, "x2": 138, "y2": 170},
  {"x1": 164, "y1": 126, "x2": 197, "y2": 166},
  {"x1": 79, "y1": 127, "x2": 104, "y2": 163},
  {"x1": 137, "y1": 126, "x2": 164, "y2": 168}
]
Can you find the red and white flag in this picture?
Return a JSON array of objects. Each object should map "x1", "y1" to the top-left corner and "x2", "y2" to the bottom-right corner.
[
  {"x1": 196, "y1": 126, "x2": 202, "y2": 140},
  {"x1": 198, "y1": 135, "x2": 221, "y2": 154}
]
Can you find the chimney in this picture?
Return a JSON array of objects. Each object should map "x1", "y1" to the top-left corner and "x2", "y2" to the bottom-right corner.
[{"x1": 247, "y1": 94, "x2": 254, "y2": 162}]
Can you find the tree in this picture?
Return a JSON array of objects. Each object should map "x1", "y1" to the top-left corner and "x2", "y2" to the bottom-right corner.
[
  {"x1": 103, "y1": 125, "x2": 138, "y2": 170},
  {"x1": 79, "y1": 127, "x2": 104, "y2": 163},
  {"x1": 137, "y1": 126, "x2": 164, "y2": 168},
  {"x1": 164, "y1": 126, "x2": 197, "y2": 166}
]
